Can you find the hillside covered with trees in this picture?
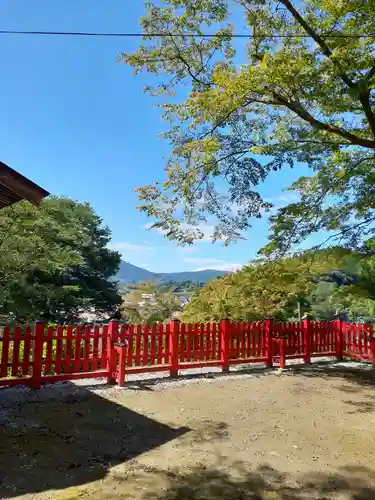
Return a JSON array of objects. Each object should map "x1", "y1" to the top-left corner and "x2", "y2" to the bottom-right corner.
[
  {"x1": 122, "y1": 282, "x2": 183, "y2": 324},
  {"x1": 116, "y1": 261, "x2": 225, "y2": 285},
  {"x1": 182, "y1": 246, "x2": 375, "y2": 323}
]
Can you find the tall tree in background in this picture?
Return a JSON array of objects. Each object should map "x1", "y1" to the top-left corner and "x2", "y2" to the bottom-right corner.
[
  {"x1": 123, "y1": 0, "x2": 375, "y2": 254},
  {"x1": 0, "y1": 197, "x2": 121, "y2": 323}
]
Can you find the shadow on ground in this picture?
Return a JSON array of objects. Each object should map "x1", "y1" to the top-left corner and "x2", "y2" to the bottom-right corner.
[
  {"x1": 122, "y1": 360, "x2": 375, "y2": 417},
  {"x1": 124, "y1": 460, "x2": 375, "y2": 500},
  {"x1": 288, "y1": 360, "x2": 375, "y2": 388},
  {"x1": 120, "y1": 360, "x2": 375, "y2": 394},
  {"x1": 0, "y1": 382, "x2": 189, "y2": 498},
  {"x1": 284, "y1": 361, "x2": 375, "y2": 412}
]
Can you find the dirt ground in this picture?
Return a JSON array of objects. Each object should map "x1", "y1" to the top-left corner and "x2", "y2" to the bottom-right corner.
[{"x1": 2, "y1": 362, "x2": 375, "y2": 500}]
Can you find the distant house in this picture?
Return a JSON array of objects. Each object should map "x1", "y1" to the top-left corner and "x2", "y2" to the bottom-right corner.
[
  {"x1": 180, "y1": 296, "x2": 190, "y2": 309},
  {"x1": 141, "y1": 293, "x2": 154, "y2": 300},
  {"x1": 0, "y1": 161, "x2": 49, "y2": 210}
]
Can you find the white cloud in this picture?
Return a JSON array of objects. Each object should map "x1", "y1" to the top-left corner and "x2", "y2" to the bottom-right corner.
[
  {"x1": 277, "y1": 193, "x2": 300, "y2": 203},
  {"x1": 109, "y1": 242, "x2": 154, "y2": 253},
  {"x1": 184, "y1": 257, "x2": 225, "y2": 264},
  {"x1": 195, "y1": 263, "x2": 243, "y2": 272},
  {"x1": 264, "y1": 193, "x2": 300, "y2": 207},
  {"x1": 179, "y1": 246, "x2": 196, "y2": 254}
]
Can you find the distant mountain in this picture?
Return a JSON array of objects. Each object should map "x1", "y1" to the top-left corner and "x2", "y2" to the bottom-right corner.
[
  {"x1": 117, "y1": 261, "x2": 156, "y2": 284},
  {"x1": 116, "y1": 261, "x2": 226, "y2": 285}
]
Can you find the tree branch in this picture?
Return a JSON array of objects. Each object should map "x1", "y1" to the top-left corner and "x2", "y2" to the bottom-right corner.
[
  {"x1": 368, "y1": 64, "x2": 375, "y2": 83},
  {"x1": 358, "y1": 93, "x2": 375, "y2": 138},
  {"x1": 312, "y1": 215, "x2": 375, "y2": 251},
  {"x1": 273, "y1": 155, "x2": 375, "y2": 257},
  {"x1": 279, "y1": 0, "x2": 355, "y2": 89},
  {"x1": 201, "y1": 94, "x2": 280, "y2": 141},
  {"x1": 166, "y1": 29, "x2": 210, "y2": 88},
  {"x1": 279, "y1": 0, "x2": 375, "y2": 138},
  {"x1": 273, "y1": 92, "x2": 375, "y2": 148}
]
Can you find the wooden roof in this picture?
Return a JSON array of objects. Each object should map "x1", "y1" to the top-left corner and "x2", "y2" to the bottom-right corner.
[{"x1": 0, "y1": 161, "x2": 49, "y2": 209}]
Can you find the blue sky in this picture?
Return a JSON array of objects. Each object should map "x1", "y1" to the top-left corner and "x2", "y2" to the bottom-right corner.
[{"x1": 1, "y1": 0, "x2": 310, "y2": 273}]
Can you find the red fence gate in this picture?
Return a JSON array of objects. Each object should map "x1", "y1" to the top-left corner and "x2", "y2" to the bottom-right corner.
[{"x1": 1, "y1": 319, "x2": 375, "y2": 389}]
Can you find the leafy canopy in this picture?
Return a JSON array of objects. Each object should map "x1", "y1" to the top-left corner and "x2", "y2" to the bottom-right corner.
[
  {"x1": 0, "y1": 197, "x2": 121, "y2": 324},
  {"x1": 123, "y1": 0, "x2": 375, "y2": 253}
]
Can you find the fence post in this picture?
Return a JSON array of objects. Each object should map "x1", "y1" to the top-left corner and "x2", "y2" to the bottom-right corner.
[
  {"x1": 265, "y1": 318, "x2": 273, "y2": 368},
  {"x1": 302, "y1": 319, "x2": 311, "y2": 364},
  {"x1": 107, "y1": 321, "x2": 119, "y2": 384},
  {"x1": 220, "y1": 319, "x2": 230, "y2": 373},
  {"x1": 117, "y1": 347, "x2": 127, "y2": 387},
  {"x1": 31, "y1": 322, "x2": 45, "y2": 390},
  {"x1": 169, "y1": 319, "x2": 180, "y2": 377},
  {"x1": 335, "y1": 319, "x2": 343, "y2": 361},
  {"x1": 370, "y1": 324, "x2": 375, "y2": 369},
  {"x1": 279, "y1": 337, "x2": 286, "y2": 369}
]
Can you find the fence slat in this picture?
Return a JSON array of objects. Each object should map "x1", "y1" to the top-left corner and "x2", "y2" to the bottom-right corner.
[
  {"x1": 64, "y1": 326, "x2": 74, "y2": 373},
  {"x1": 55, "y1": 326, "x2": 64, "y2": 374},
  {"x1": 22, "y1": 327, "x2": 32, "y2": 376},
  {"x1": 197, "y1": 323, "x2": 203, "y2": 361},
  {"x1": 215, "y1": 323, "x2": 220, "y2": 360},
  {"x1": 143, "y1": 324, "x2": 149, "y2": 366},
  {"x1": 45, "y1": 327, "x2": 55, "y2": 375},
  {"x1": 187, "y1": 323, "x2": 193, "y2": 362},
  {"x1": 127, "y1": 325, "x2": 134, "y2": 367},
  {"x1": 11, "y1": 327, "x2": 21, "y2": 377},
  {"x1": 256, "y1": 322, "x2": 261, "y2": 357},
  {"x1": 91, "y1": 326, "x2": 100, "y2": 371},
  {"x1": 212, "y1": 323, "x2": 218, "y2": 360},
  {"x1": 83, "y1": 325, "x2": 91, "y2": 372},
  {"x1": 242, "y1": 322, "x2": 247, "y2": 357},
  {"x1": 191, "y1": 323, "x2": 197, "y2": 362},
  {"x1": 135, "y1": 325, "x2": 142, "y2": 366},
  {"x1": 150, "y1": 324, "x2": 156, "y2": 366},
  {"x1": 204, "y1": 323, "x2": 210, "y2": 361},
  {"x1": 1, "y1": 328, "x2": 10, "y2": 378},
  {"x1": 73, "y1": 326, "x2": 83, "y2": 373},
  {"x1": 157, "y1": 324, "x2": 164, "y2": 364}
]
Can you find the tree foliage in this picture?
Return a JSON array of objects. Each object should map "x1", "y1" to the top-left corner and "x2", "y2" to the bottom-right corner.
[
  {"x1": 123, "y1": 0, "x2": 375, "y2": 253},
  {"x1": 122, "y1": 282, "x2": 182, "y2": 324},
  {"x1": 181, "y1": 247, "x2": 375, "y2": 322},
  {"x1": 0, "y1": 197, "x2": 121, "y2": 324}
]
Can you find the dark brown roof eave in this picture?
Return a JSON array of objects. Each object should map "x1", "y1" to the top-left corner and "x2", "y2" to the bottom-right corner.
[{"x1": 0, "y1": 161, "x2": 49, "y2": 209}]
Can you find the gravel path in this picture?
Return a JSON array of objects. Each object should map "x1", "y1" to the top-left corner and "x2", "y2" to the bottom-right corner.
[{"x1": 2, "y1": 360, "x2": 375, "y2": 500}]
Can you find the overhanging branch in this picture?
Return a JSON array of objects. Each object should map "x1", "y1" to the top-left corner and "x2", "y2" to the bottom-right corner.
[
  {"x1": 274, "y1": 92, "x2": 375, "y2": 148},
  {"x1": 279, "y1": 0, "x2": 375, "y2": 138}
]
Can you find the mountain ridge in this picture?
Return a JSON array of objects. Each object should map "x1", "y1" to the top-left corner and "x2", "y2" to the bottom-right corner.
[{"x1": 116, "y1": 261, "x2": 226, "y2": 285}]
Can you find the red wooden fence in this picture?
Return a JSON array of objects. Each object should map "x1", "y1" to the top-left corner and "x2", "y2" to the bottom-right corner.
[{"x1": 1, "y1": 319, "x2": 374, "y2": 389}]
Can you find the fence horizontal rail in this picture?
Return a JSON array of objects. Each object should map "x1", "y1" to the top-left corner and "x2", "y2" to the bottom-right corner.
[{"x1": 1, "y1": 319, "x2": 375, "y2": 389}]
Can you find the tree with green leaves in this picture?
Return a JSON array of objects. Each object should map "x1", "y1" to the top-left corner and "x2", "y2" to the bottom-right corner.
[
  {"x1": 181, "y1": 247, "x2": 375, "y2": 322},
  {"x1": 122, "y1": 282, "x2": 182, "y2": 324},
  {"x1": 0, "y1": 197, "x2": 121, "y2": 324},
  {"x1": 123, "y1": 0, "x2": 375, "y2": 254}
]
